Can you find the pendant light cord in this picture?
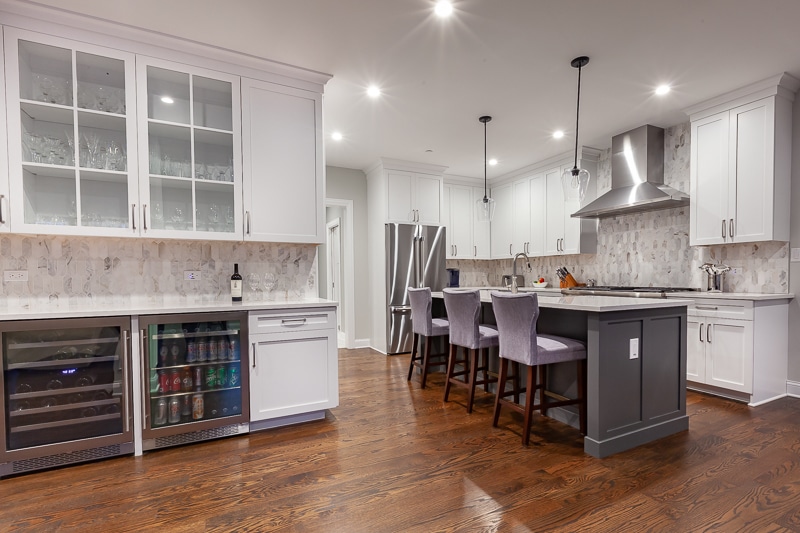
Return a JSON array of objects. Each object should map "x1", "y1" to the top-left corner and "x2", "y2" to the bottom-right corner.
[
  {"x1": 484, "y1": 120, "x2": 488, "y2": 200},
  {"x1": 573, "y1": 63, "x2": 582, "y2": 172}
]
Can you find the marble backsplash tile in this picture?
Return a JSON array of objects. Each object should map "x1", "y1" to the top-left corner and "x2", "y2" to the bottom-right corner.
[
  {"x1": 448, "y1": 122, "x2": 789, "y2": 294},
  {"x1": 0, "y1": 235, "x2": 318, "y2": 308}
]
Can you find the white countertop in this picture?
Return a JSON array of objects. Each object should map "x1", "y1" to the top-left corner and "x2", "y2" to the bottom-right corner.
[
  {"x1": 0, "y1": 297, "x2": 338, "y2": 321},
  {"x1": 434, "y1": 290, "x2": 690, "y2": 313},
  {"x1": 665, "y1": 292, "x2": 793, "y2": 301}
]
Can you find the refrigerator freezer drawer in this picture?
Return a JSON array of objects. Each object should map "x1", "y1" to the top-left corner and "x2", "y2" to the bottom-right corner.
[{"x1": 388, "y1": 306, "x2": 413, "y2": 355}]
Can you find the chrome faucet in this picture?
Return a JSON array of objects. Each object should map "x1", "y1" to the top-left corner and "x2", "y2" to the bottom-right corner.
[{"x1": 511, "y1": 252, "x2": 531, "y2": 294}]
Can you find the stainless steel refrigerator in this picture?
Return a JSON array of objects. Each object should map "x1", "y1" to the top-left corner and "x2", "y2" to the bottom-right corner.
[{"x1": 385, "y1": 223, "x2": 447, "y2": 354}]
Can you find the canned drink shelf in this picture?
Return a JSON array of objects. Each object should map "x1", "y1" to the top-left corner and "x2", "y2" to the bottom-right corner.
[
  {"x1": 150, "y1": 329, "x2": 239, "y2": 341},
  {"x1": 9, "y1": 397, "x2": 120, "y2": 417},
  {"x1": 7, "y1": 354, "x2": 119, "y2": 370},
  {"x1": 7, "y1": 336, "x2": 121, "y2": 350},
  {"x1": 150, "y1": 385, "x2": 241, "y2": 399},
  {"x1": 153, "y1": 358, "x2": 241, "y2": 370},
  {"x1": 9, "y1": 412, "x2": 121, "y2": 433}
]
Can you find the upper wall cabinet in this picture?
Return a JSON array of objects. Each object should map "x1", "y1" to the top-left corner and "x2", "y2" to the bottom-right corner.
[
  {"x1": 136, "y1": 57, "x2": 242, "y2": 240},
  {"x1": 687, "y1": 74, "x2": 799, "y2": 246},
  {"x1": 442, "y1": 183, "x2": 491, "y2": 259},
  {"x1": 0, "y1": 28, "x2": 9, "y2": 233},
  {"x1": 241, "y1": 78, "x2": 323, "y2": 243},
  {"x1": 386, "y1": 171, "x2": 442, "y2": 225},
  {"x1": 4, "y1": 28, "x2": 139, "y2": 236}
]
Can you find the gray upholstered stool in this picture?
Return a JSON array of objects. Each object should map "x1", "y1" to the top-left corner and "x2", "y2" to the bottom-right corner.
[
  {"x1": 407, "y1": 287, "x2": 450, "y2": 388},
  {"x1": 490, "y1": 291, "x2": 587, "y2": 445},
  {"x1": 442, "y1": 288, "x2": 499, "y2": 413}
]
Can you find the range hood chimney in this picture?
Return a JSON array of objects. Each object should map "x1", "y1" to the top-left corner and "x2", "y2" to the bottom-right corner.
[{"x1": 571, "y1": 124, "x2": 689, "y2": 218}]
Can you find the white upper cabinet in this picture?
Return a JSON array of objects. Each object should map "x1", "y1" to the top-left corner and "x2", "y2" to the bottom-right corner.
[
  {"x1": 386, "y1": 170, "x2": 441, "y2": 225},
  {"x1": 471, "y1": 186, "x2": 491, "y2": 259},
  {"x1": 511, "y1": 178, "x2": 530, "y2": 256},
  {"x1": 490, "y1": 183, "x2": 513, "y2": 258},
  {"x1": 442, "y1": 183, "x2": 491, "y2": 259},
  {"x1": 687, "y1": 74, "x2": 798, "y2": 246},
  {"x1": 241, "y1": 78, "x2": 323, "y2": 243},
  {"x1": 136, "y1": 57, "x2": 242, "y2": 240},
  {"x1": 4, "y1": 28, "x2": 139, "y2": 237},
  {"x1": 0, "y1": 28, "x2": 8, "y2": 233}
]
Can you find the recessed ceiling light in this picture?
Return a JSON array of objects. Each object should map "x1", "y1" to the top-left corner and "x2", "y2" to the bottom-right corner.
[
  {"x1": 488, "y1": 158, "x2": 498, "y2": 166},
  {"x1": 553, "y1": 130, "x2": 565, "y2": 139},
  {"x1": 434, "y1": 1, "x2": 453, "y2": 17},
  {"x1": 160, "y1": 96, "x2": 174, "y2": 104},
  {"x1": 655, "y1": 84, "x2": 671, "y2": 96},
  {"x1": 331, "y1": 131, "x2": 343, "y2": 141},
  {"x1": 367, "y1": 85, "x2": 381, "y2": 98}
]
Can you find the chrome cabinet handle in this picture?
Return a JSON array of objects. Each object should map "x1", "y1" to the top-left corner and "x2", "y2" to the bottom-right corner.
[
  {"x1": 139, "y1": 329, "x2": 148, "y2": 425},
  {"x1": 699, "y1": 322, "x2": 704, "y2": 342},
  {"x1": 707, "y1": 323, "x2": 712, "y2": 343},
  {"x1": 696, "y1": 305, "x2": 719, "y2": 310},
  {"x1": 0, "y1": 194, "x2": 5, "y2": 224},
  {"x1": 143, "y1": 204, "x2": 148, "y2": 231},
  {"x1": 131, "y1": 204, "x2": 136, "y2": 231},
  {"x1": 722, "y1": 219, "x2": 726, "y2": 239},
  {"x1": 246, "y1": 211, "x2": 251, "y2": 235},
  {"x1": 122, "y1": 330, "x2": 130, "y2": 432},
  {"x1": 281, "y1": 318, "x2": 308, "y2": 326},
  {"x1": 729, "y1": 219, "x2": 734, "y2": 239},
  {"x1": 252, "y1": 342, "x2": 257, "y2": 368},
  {"x1": 474, "y1": 245, "x2": 477, "y2": 257},
  {"x1": 509, "y1": 243, "x2": 512, "y2": 256},
  {"x1": 454, "y1": 244, "x2": 457, "y2": 256}
]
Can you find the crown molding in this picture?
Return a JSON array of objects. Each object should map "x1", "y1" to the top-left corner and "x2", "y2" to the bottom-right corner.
[{"x1": 683, "y1": 72, "x2": 800, "y2": 120}]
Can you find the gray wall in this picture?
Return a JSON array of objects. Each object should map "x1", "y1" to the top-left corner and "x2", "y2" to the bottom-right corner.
[
  {"x1": 326, "y1": 166, "x2": 370, "y2": 343},
  {"x1": 788, "y1": 100, "x2": 800, "y2": 383}
]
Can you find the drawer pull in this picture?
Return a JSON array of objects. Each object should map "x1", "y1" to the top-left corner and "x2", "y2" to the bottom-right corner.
[
  {"x1": 699, "y1": 322, "x2": 703, "y2": 342},
  {"x1": 695, "y1": 305, "x2": 719, "y2": 310},
  {"x1": 707, "y1": 323, "x2": 712, "y2": 343},
  {"x1": 252, "y1": 342, "x2": 257, "y2": 368},
  {"x1": 281, "y1": 318, "x2": 308, "y2": 326}
]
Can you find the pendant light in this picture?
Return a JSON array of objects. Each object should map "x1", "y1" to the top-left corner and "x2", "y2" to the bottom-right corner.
[
  {"x1": 561, "y1": 56, "x2": 591, "y2": 202},
  {"x1": 475, "y1": 115, "x2": 495, "y2": 222}
]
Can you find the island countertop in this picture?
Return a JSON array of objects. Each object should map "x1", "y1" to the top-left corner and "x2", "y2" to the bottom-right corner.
[{"x1": 432, "y1": 290, "x2": 691, "y2": 313}]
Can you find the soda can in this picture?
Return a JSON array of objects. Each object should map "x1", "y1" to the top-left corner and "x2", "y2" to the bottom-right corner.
[
  {"x1": 228, "y1": 339, "x2": 238, "y2": 361},
  {"x1": 194, "y1": 367, "x2": 204, "y2": 390},
  {"x1": 169, "y1": 369, "x2": 181, "y2": 393},
  {"x1": 154, "y1": 398, "x2": 167, "y2": 426},
  {"x1": 205, "y1": 365, "x2": 216, "y2": 389},
  {"x1": 217, "y1": 338, "x2": 228, "y2": 361},
  {"x1": 217, "y1": 365, "x2": 228, "y2": 388},
  {"x1": 157, "y1": 370, "x2": 169, "y2": 394},
  {"x1": 169, "y1": 343, "x2": 182, "y2": 366},
  {"x1": 181, "y1": 367, "x2": 193, "y2": 392},
  {"x1": 181, "y1": 394, "x2": 192, "y2": 417},
  {"x1": 208, "y1": 338, "x2": 218, "y2": 361},
  {"x1": 228, "y1": 365, "x2": 240, "y2": 387},
  {"x1": 186, "y1": 340, "x2": 197, "y2": 363},
  {"x1": 158, "y1": 344, "x2": 168, "y2": 367},
  {"x1": 168, "y1": 397, "x2": 180, "y2": 424},
  {"x1": 197, "y1": 339, "x2": 208, "y2": 362},
  {"x1": 192, "y1": 393, "x2": 204, "y2": 420}
]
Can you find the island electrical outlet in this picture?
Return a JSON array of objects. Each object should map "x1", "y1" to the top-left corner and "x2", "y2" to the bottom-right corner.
[
  {"x1": 4, "y1": 270, "x2": 28, "y2": 282},
  {"x1": 184, "y1": 270, "x2": 201, "y2": 281},
  {"x1": 629, "y1": 338, "x2": 639, "y2": 359}
]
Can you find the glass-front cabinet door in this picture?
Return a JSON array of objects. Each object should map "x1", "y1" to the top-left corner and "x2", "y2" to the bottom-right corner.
[
  {"x1": 3, "y1": 29, "x2": 139, "y2": 236},
  {"x1": 0, "y1": 317, "x2": 133, "y2": 462},
  {"x1": 136, "y1": 58, "x2": 242, "y2": 240},
  {"x1": 0, "y1": 28, "x2": 10, "y2": 233}
]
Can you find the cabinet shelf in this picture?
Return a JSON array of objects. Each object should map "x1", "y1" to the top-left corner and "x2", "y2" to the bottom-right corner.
[
  {"x1": 151, "y1": 385, "x2": 241, "y2": 400},
  {"x1": 7, "y1": 355, "x2": 118, "y2": 370},
  {"x1": 150, "y1": 329, "x2": 239, "y2": 341},
  {"x1": 9, "y1": 412, "x2": 121, "y2": 433},
  {"x1": 20, "y1": 99, "x2": 73, "y2": 122},
  {"x1": 154, "y1": 359, "x2": 241, "y2": 371},
  {"x1": 8, "y1": 336, "x2": 120, "y2": 351},
  {"x1": 21, "y1": 163, "x2": 75, "y2": 178},
  {"x1": 9, "y1": 397, "x2": 120, "y2": 418},
  {"x1": 10, "y1": 382, "x2": 119, "y2": 401}
]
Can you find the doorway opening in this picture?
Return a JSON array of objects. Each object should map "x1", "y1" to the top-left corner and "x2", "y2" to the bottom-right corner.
[{"x1": 319, "y1": 199, "x2": 355, "y2": 349}]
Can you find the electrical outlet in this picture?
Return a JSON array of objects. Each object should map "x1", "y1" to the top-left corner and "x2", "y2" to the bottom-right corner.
[
  {"x1": 792, "y1": 248, "x2": 800, "y2": 262},
  {"x1": 4, "y1": 270, "x2": 28, "y2": 282},
  {"x1": 629, "y1": 338, "x2": 639, "y2": 360},
  {"x1": 729, "y1": 267, "x2": 740, "y2": 275},
  {"x1": 184, "y1": 270, "x2": 201, "y2": 281}
]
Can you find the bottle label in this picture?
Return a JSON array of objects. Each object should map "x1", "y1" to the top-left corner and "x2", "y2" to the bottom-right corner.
[{"x1": 231, "y1": 280, "x2": 242, "y2": 298}]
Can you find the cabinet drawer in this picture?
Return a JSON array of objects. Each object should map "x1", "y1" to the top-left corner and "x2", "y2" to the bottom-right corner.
[
  {"x1": 687, "y1": 299, "x2": 753, "y2": 320},
  {"x1": 249, "y1": 308, "x2": 336, "y2": 333}
]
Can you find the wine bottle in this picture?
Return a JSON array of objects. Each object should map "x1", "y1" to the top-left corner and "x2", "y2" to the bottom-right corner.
[{"x1": 231, "y1": 263, "x2": 243, "y2": 302}]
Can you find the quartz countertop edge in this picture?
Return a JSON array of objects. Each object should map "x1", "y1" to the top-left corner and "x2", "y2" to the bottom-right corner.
[
  {"x1": 433, "y1": 291, "x2": 691, "y2": 313},
  {"x1": 0, "y1": 298, "x2": 338, "y2": 321},
  {"x1": 665, "y1": 292, "x2": 794, "y2": 301}
]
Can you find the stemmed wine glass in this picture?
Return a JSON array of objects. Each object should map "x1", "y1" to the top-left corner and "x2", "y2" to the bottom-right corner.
[
  {"x1": 246, "y1": 273, "x2": 261, "y2": 297},
  {"x1": 263, "y1": 273, "x2": 277, "y2": 293}
]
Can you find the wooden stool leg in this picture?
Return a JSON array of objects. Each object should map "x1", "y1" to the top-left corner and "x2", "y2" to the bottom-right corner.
[
  {"x1": 493, "y1": 357, "x2": 508, "y2": 427},
  {"x1": 420, "y1": 335, "x2": 432, "y2": 389},
  {"x1": 407, "y1": 333, "x2": 418, "y2": 381},
  {"x1": 443, "y1": 344, "x2": 457, "y2": 402},
  {"x1": 578, "y1": 358, "x2": 587, "y2": 435},
  {"x1": 512, "y1": 361, "x2": 520, "y2": 404},
  {"x1": 482, "y1": 348, "x2": 490, "y2": 392},
  {"x1": 523, "y1": 365, "x2": 535, "y2": 446},
  {"x1": 467, "y1": 348, "x2": 478, "y2": 414},
  {"x1": 538, "y1": 365, "x2": 548, "y2": 417}
]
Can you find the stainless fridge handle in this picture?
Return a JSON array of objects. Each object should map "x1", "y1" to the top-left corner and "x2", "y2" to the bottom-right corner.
[
  {"x1": 390, "y1": 306, "x2": 412, "y2": 313},
  {"x1": 122, "y1": 330, "x2": 131, "y2": 432},
  {"x1": 140, "y1": 329, "x2": 148, "y2": 426},
  {"x1": 131, "y1": 203, "x2": 136, "y2": 231},
  {"x1": 729, "y1": 219, "x2": 734, "y2": 239},
  {"x1": 252, "y1": 342, "x2": 257, "y2": 368},
  {"x1": 142, "y1": 204, "x2": 148, "y2": 231}
]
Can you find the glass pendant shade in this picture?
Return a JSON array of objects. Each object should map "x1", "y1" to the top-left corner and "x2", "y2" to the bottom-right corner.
[
  {"x1": 561, "y1": 166, "x2": 590, "y2": 202},
  {"x1": 476, "y1": 195, "x2": 496, "y2": 222}
]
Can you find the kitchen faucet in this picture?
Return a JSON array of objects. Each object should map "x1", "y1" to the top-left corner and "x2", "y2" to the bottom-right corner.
[{"x1": 511, "y1": 252, "x2": 531, "y2": 294}]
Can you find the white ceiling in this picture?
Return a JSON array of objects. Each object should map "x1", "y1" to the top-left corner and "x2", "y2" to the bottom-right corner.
[{"x1": 21, "y1": 0, "x2": 800, "y2": 180}]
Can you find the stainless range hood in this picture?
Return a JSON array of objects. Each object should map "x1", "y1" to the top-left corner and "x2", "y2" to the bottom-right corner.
[{"x1": 571, "y1": 124, "x2": 689, "y2": 218}]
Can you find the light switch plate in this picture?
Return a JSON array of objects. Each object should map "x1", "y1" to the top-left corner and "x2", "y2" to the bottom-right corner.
[
  {"x1": 792, "y1": 248, "x2": 800, "y2": 262},
  {"x1": 629, "y1": 338, "x2": 639, "y2": 359}
]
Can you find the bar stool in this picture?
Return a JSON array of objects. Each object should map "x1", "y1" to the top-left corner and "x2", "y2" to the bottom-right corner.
[
  {"x1": 490, "y1": 291, "x2": 587, "y2": 445},
  {"x1": 407, "y1": 287, "x2": 450, "y2": 388},
  {"x1": 442, "y1": 288, "x2": 499, "y2": 413}
]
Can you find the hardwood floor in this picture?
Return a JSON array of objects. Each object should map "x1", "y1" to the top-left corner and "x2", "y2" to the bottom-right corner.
[{"x1": 2, "y1": 347, "x2": 800, "y2": 532}]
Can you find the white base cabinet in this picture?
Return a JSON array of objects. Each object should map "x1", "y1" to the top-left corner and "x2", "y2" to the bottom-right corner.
[
  {"x1": 249, "y1": 307, "x2": 338, "y2": 425},
  {"x1": 684, "y1": 297, "x2": 789, "y2": 406}
]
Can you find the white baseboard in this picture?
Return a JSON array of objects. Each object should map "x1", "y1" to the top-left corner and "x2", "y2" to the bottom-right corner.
[
  {"x1": 354, "y1": 338, "x2": 371, "y2": 349},
  {"x1": 787, "y1": 380, "x2": 800, "y2": 398}
]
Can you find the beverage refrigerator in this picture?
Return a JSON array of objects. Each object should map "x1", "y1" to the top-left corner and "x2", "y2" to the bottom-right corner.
[
  {"x1": 0, "y1": 317, "x2": 134, "y2": 477},
  {"x1": 138, "y1": 312, "x2": 249, "y2": 450}
]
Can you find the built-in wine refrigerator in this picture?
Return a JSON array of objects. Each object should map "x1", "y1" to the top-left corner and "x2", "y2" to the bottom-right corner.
[
  {"x1": 139, "y1": 312, "x2": 249, "y2": 450},
  {"x1": 0, "y1": 317, "x2": 134, "y2": 477}
]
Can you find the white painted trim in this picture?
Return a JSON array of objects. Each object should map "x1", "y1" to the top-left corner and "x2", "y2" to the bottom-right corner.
[
  {"x1": 491, "y1": 146, "x2": 601, "y2": 187},
  {"x1": 326, "y1": 199, "x2": 356, "y2": 350},
  {"x1": 354, "y1": 338, "x2": 371, "y2": 349},
  {"x1": 684, "y1": 73, "x2": 800, "y2": 120},
  {"x1": 787, "y1": 380, "x2": 800, "y2": 398},
  {"x1": 748, "y1": 393, "x2": 788, "y2": 407},
  {"x1": 365, "y1": 158, "x2": 448, "y2": 176}
]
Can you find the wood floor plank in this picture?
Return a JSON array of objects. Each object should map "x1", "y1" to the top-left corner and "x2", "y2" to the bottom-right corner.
[{"x1": 1, "y1": 347, "x2": 800, "y2": 532}]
